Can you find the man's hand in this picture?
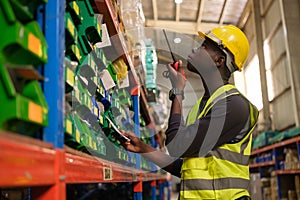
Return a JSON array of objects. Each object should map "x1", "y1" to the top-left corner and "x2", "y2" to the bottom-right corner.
[
  {"x1": 121, "y1": 131, "x2": 155, "y2": 153},
  {"x1": 167, "y1": 60, "x2": 186, "y2": 90},
  {"x1": 121, "y1": 131, "x2": 177, "y2": 171}
]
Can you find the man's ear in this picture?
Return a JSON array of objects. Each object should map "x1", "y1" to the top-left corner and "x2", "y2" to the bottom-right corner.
[{"x1": 215, "y1": 55, "x2": 226, "y2": 68}]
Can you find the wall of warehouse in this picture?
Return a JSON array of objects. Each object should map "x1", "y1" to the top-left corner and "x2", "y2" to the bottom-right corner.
[{"x1": 234, "y1": 0, "x2": 300, "y2": 133}]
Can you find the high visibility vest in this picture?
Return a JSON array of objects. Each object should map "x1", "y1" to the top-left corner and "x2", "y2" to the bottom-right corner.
[{"x1": 180, "y1": 84, "x2": 258, "y2": 200}]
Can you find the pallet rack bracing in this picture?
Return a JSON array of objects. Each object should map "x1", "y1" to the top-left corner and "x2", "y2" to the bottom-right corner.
[{"x1": 0, "y1": 0, "x2": 170, "y2": 199}]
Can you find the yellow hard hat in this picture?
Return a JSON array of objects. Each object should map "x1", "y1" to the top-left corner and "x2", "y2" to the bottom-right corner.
[{"x1": 198, "y1": 25, "x2": 250, "y2": 71}]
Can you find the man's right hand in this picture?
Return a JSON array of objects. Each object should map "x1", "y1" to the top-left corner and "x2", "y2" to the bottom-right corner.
[{"x1": 121, "y1": 131, "x2": 155, "y2": 153}]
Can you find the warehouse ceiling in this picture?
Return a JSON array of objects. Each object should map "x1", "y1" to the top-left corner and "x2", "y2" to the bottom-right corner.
[
  {"x1": 141, "y1": 0, "x2": 248, "y2": 35},
  {"x1": 139, "y1": 0, "x2": 250, "y2": 119},
  {"x1": 140, "y1": 0, "x2": 250, "y2": 67}
]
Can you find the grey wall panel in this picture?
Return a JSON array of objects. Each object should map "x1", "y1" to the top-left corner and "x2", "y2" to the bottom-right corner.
[
  {"x1": 267, "y1": 27, "x2": 285, "y2": 68},
  {"x1": 262, "y1": 0, "x2": 281, "y2": 38},
  {"x1": 237, "y1": 0, "x2": 299, "y2": 130},
  {"x1": 283, "y1": 0, "x2": 300, "y2": 125},
  {"x1": 260, "y1": 0, "x2": 274, "y2": 12},
  {"x1": 268, "y1": 57, "x2": 290, "y2": 100},
  {"x1": 244, "y1": 10, "x2": 256, "y2": 67},
  {"x1": 271, "y1": 90, "x2": 295, "y2": 130}
]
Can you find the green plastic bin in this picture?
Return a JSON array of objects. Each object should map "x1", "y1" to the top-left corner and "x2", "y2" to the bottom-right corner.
[
  {"x1": 8, "y1": 0, "x2": 48, "y2": 23},
  {"x1": 0, "y1": 0, "x2": 48, "y2": 66}
]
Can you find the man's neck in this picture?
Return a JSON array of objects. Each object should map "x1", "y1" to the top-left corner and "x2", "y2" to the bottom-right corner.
[{"x1": 200, "y1": 74, "x2": 225, "y2": 97}]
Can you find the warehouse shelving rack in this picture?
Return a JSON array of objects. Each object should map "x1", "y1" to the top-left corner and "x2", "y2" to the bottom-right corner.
[
  {"x1": 0, "y1": 0, "x2": 169, "y2": 199},
  {"x1": 250, "y1": 135, "x2": 300, "y2": 199}
]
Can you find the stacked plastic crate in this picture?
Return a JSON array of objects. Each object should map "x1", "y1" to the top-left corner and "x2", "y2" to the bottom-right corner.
[
  {"x1": 64, "y1": 0, "x2": 136, "y2": 166},
  {"x1": 0, "y1": 0, "x2": 49, "y2": 136},
  {"x1": 64, "y1": 0, "x2": 106, "y2": 157},
  {"x1": 144, "y1": 39, "x2": 158, "y2": 104}
]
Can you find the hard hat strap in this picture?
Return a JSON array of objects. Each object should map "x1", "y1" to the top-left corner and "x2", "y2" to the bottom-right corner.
[{"x1": 222, "y1": 49, "x2": 237, "y2": 73}]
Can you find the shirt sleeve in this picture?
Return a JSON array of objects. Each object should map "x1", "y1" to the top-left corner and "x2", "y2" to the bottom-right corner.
[
  {"x1": 165, "y1": 94, "x2": 250, "y2": 158},
  {"x1": 162, "y1": 158, "x2": 183, "y2": 178}
]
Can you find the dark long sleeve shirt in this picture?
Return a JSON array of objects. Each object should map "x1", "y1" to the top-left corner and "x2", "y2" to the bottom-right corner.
[{"x1": 163, "y1": 94, "x2": 251, "y2": 177}]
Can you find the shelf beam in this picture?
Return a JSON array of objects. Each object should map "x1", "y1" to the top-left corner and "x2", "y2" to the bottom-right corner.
[
  {"x1": 0, "y1": 132, "x2": 56, "y2": 187},
  {"x1": 251, "y1": 135, "x2": 300, "y2": 155},
  {"x1": 250, "y1": 160, "x2": 275, "y2": 168},
  {"x1": 0, "y1": 132, "x2": 168, "y2": 187}
]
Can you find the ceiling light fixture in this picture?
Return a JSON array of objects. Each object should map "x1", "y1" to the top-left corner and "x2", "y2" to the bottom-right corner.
[
  {"x1": 175, "y1": 0, "x2": 183, "y2": 4},
  {"x1": 174, "y1": 38, "x2": 181, "y2": 44}
]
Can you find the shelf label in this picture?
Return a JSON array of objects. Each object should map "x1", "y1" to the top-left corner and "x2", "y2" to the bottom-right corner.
[
  {"x1": 75, "y1": 89, "x2": 80, "y2": 101},
  {"x1": 66, "y1": 119, "x2": 72, "y2": 134},
  {"x1": 75, "y1": 130, "x2": 80, "y2": 142},
  {"x1": 28, "y1": 33, "x2": 42, "y2": 57},
  {"x1": 28, "y1": 102, "x2": 43, "y2": 123},
  {"x1": 97, "y1": 23, "x2": 101, "y2": 34},
  {"x1": 67, "y1": 18, "x2": 76, "y2": 38},
  {"x1": 99, "y1": 86, "x2": 104, "y2": 96},
  {"x1": 93, "y1": 107, "x2": 98, "y2": 116},
  {"x1": 91, "y1": 59, "x2": 95, "y2": 71},
  {"x1": 103, "y1": 166, "x2": 112, "y2": 180},
  {"x1": 99, "y1": 115, "x2": 103, "y2": 125},
  {"x1": 72, "y1": 45, "x2": 81, "y2": 62},
  {"x1": 66, "y1": 68, "x2": 75, "y2": 86},
  {"x1": 71, "y1": 2, "x2": 80, "y2": 16},
  {"x1": 93, "y1": 141, "x2": 97, "y2": 150},
  {"x1": 89, "y1": 136, "x2": 92, "y2": 147},
  {"x1": 88, "y1": 98, "x2": 92, "y2": 108}
]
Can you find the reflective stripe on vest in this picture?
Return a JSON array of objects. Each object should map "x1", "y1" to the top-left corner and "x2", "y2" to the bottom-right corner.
[{"x1": 181, "y1": 84, "x2": 258, "y2": 200}]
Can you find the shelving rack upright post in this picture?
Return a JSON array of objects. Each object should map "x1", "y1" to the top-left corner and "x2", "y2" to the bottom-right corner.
[{"x1": 43, "y1": 0, "x2": 65, "y2": 149}]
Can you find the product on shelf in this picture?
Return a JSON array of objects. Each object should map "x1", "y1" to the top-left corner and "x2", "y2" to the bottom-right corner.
[
  {"x1": 252, "y1": 131, "x2": 279, "y2": 149},
  {"x1": 250, "y1": 130, "x2": 300, "y2": 199}
]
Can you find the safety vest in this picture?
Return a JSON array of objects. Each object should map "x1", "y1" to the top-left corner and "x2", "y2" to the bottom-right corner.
[{"x1": 180, "y1": 84, "x2": 258, "y2": 200}]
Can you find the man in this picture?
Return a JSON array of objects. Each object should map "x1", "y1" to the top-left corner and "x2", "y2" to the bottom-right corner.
[{"x1": 121, "y1": 25, "x2": 259, "y2": 200}]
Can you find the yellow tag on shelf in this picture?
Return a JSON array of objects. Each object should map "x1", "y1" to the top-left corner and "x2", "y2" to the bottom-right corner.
[
  {"x1": 99, "y1": 115, "x2": 103, "y2": 124},
  {"x1": 97, "y1": 23, "x2": 101, "y2": 34},
  {"x1": 75, "y1": 89, "x2": 80, "y2": 101},
  {"x1": 99, "y1": 87, "x2": 104, "y2": 96},
  {"x1": 88, "y1": 98, "x2": 92, "y2": 108},
  {"x1": 93, "y1": 142, "x2": 96, "y2": 150},
  {"x1": 28, "y1": 102, "x2": 43, "y2": 123},
  {"x1": 74, "y1": 46, "x2": 81, "y2": 61},
  {"x1": 89, "y1": 136, "x2": 92, "y2": 147},
  {"x1": 67, "y1": 18, "x2": 75, "y2": 38},
  {"x1": 93, "y1": 107, "x2": 98, "y2": 115},
  {"x1": 91, "y1": 59, "x2": 95, "y2": 70},
  {"x1": 28, "y1": 33, "x2": 42, "y2": 57},
  {"x1": 76, "y1": 130, "x2": 80, "y2": 142},
  {"x1": 72, "y1": 2, "x2": 80, "y2": 16},
  {"x1": 66, "y1": 119, "x2": 72, "y2": 134},
  {"x1": 67, "y1": 68, "x2": 75, "y2": 86},
  {"x1": 102, "y1": 56, "x2": 106, "y2": 65}
]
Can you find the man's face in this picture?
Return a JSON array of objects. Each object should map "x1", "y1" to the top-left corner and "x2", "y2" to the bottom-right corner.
[{"x1": 186, "y1": 40, "x2": 223, "y2": 74}]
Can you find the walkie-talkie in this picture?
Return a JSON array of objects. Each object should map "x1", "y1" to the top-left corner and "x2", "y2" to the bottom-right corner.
[{"x1": 163, "y1": 29, "x2": 186, "y2": 78}]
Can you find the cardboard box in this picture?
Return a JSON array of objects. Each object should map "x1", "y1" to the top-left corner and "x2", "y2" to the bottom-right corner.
[{"x1": 250, "y1": 173, "x2": 262, "y2": 200}]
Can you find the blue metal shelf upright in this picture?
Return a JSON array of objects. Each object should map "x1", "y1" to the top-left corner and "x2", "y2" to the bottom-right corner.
[{"x1": 43, "y1": 0, "x2": 65, "y2": 148}]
